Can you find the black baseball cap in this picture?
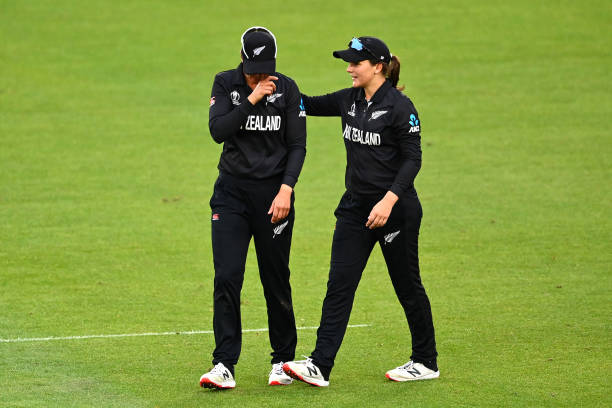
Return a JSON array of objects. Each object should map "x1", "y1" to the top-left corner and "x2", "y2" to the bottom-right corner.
[
  {"x1": 241, "y1": 26, "x2": 277, "y2": 74},
  {"x1": 333, "y1": 36, "x2": 391, "y2": 64}
]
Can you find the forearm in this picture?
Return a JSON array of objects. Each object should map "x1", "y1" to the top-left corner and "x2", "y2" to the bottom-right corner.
[
  {"x1": 209, "y1": 102, "x2": 255, "y2": 143},
  {"x1": 301, "y1": 93, "x2": 341, "y2": 116},
  {"x1": 282, "y1": 146, "x2": 306, "y2": 188},
  {"x1": 389, "y1": 159, "x2": 421, "y2": 197}
]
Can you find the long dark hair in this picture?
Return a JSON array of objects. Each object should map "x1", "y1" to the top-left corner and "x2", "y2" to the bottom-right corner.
[{"x1": 372, "y1": 55, "x2": 403, "y2": 91}]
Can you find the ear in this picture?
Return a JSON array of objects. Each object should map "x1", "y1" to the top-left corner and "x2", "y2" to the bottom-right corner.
[{"x1": 374, "y1": 62, "x2": 384, "y2": 74}]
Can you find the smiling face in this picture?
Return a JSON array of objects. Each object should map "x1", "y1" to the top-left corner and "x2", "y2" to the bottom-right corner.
[{"x1": 346, "y1": 60, "x2": 381, "y2": 88}]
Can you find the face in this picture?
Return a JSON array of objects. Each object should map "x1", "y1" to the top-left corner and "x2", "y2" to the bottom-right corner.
[
  {"x1": 244, "y1": 73, "x2": 269, "y2": 89},
  {"x1": 241, "y1": 52, "x2": 271, "y2": 89},
  {"x1": 245, "y1": 73, "x2": 268, "y2": 82},
  {"x1": 347, "y1": 60, "x2": 381, "y2": 88}
]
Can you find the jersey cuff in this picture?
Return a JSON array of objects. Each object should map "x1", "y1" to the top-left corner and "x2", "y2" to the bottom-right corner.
[
  {"x1": 281, "y1": 176, "x2": 297, "y2": 188},
  {"x1": 237, "y1": 100, "x2": 256, "y2": 116},
  {"x1": 389, "y1": 184, "x2": 405, "y2": 197}
]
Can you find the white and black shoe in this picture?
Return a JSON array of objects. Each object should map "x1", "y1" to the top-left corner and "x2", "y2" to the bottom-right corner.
[
  {"x1": 385, "y1": 360, "x2": 440, "y2": 382},
  {"x1": 268, "y1": 362, "x2": 293, "y2": 386},
  {"x1": 199, "y1": 362, "x2": 236, "y2": 389},
  {"x1": 282, "y1": 358, "x2": 329, "y2": 387}
]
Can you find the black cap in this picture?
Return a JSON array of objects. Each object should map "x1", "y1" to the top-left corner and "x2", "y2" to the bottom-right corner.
[
  {"x1": 241, "y1": 26, "x2": 277, "y2": 74},
  {"x1": 333, "y1": 36, "x2": 391, "y2": 64}
]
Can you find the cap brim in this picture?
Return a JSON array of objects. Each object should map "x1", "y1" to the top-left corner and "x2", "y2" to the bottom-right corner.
[
  {"x1": 243, "y1": 59, "x2": 276, "y2": 74},
  {"x1": 332, "y1": 48, "x2": 368, "y2": 63}
]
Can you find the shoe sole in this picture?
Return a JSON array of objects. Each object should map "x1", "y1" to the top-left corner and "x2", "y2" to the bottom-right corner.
[
  {"x1": 385, "y1": 371, "x2": 440, "y2": 382},
  {"x1": 282, "y1": 364, "x2": 329, "y2": 387},
  {"x1": 199, "y1": 378, "x2": 235, "y2": 390},
  {"x1": 269, "y1": 380, "x2": 293, "y2": 386}
]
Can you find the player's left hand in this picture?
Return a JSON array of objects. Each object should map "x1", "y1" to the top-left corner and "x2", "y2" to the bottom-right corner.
[
  {"x1": 268, "y1": 184, "x2": 293, "y2": 223},
  {"x1": 366, "y1": 191, "x2": 399, "y2": 229}
]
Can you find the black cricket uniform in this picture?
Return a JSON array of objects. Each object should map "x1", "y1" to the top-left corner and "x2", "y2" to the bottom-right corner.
[
  {"x1": 302, "y1": 80, "x2": 438, "y2": 377},
  {"x1": 208, "y1": 63, "x2": 306, "y2": 372}
]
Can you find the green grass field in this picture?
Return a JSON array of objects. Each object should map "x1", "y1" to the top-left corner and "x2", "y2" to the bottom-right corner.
[{"x1": 1, "y1": 0, "x2": 610, "y2": 406}]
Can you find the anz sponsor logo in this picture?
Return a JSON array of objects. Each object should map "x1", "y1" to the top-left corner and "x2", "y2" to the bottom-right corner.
[
  {"x1": 245, "y1": 115, "x2": 282, "y2": 131},
  {"x1": 343, "y1": 124, "x2": 381, "y2": 146},
  {"x1": 299, "y1": 97, "x2": 306, "y2": 117},
  {"x1": 409, "y1": 113, "x2": 420, "y2": 133}
]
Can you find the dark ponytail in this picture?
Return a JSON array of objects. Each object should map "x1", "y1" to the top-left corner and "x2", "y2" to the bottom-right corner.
[
  {"x1": 372, "y1": 55, "x2": 403, "y2": 91},
  {"x1": 386, "y1": 55, "x2": 403, "y2": 91}
]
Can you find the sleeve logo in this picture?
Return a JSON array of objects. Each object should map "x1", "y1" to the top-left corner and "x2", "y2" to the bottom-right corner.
[
  {"x1": 299, "y1": 97, "x2": 306, "y2": 117},
  {"x1": 409, "y1": 113, "x2": 420, "y2": 133},
  {"x1": 209, "y1": 96, "x2": 216, "y2": 107}
]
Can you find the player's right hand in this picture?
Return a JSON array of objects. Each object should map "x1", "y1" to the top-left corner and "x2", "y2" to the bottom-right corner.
[{"x1": 248, "y1": 76, "x2": 278, "y2": 104}]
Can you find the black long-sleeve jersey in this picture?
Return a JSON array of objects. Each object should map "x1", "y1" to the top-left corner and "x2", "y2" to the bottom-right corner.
[
  {"x1": 208, "y1": 63, "x2": 307, "y2": 188},
  {"x1": 302, "y1": 80, "x2": 422, "y2": 197}
]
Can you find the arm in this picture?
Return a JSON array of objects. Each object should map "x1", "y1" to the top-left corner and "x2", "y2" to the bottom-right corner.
[
  {"x1": 389, "y1": 105, "x2": 422, "y2": 197},
  {"x1": 208, "y1": 74, "x2": 254, "y2": 143},
  {"x1": 301, "y1": 89, "x2": 350, "y2": 116},
  {"x1": 268, "y1": 80, "x2": 307, "y2": 223},
  {"x1": 208, "y1": 74, "x2": 278, "y2": 143},
  {"x1": 366, "y1": 104, "x2": 422, "y2": 229}
]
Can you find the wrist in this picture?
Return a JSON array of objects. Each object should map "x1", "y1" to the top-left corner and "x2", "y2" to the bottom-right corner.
[
  {"x1": 280, "y1": 184, "x2": 293, "y2": 194},
  {"x1": 384, "y1": 191, "x2": 399, "y2": 205},
  {"x1": 247, "y1": 93, "x2": 259, "y2": 105}
]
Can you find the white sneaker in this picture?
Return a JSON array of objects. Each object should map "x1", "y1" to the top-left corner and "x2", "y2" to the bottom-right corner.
[
  {"x1": 268, "y1": 362, "x2": 293, "y2": 386},
  {"x1": 199, "y1": 362, "x2": 236, "y2": 389},
  {"x1": 385, "y1": 360, "x2": 440, "y2": 382},
  {"x1": 282, "y1": 358, "x2": 329, "y2": 387}
]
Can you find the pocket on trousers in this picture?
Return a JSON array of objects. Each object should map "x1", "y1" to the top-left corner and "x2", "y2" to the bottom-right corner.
[{"x1": 209, "y1": 178, "x2": 224, "y2": 209}]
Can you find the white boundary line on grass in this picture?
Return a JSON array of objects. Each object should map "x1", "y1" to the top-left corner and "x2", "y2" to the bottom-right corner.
[{"x1": 0, "y1": 324, "x2": 371, "y2": 343}]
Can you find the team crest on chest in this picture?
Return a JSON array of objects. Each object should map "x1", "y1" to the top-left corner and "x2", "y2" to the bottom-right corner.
[
  {"x1": 266, "y1": 93, "x2": 283, "y2": 103},
  {"x1": 369, "y1": 110, "x2": 388, "y2": 121}
]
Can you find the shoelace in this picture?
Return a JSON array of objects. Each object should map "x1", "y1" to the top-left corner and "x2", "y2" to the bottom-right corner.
[
  {"x1": 400, "y1": 361, "x2": 415, "y2": 370},
  {"x1": 210, "y1": 363, "x2": 228, "y2": 376},
  {"x1": 270, "y1": 362, "x2": 285, "y2": 375}
]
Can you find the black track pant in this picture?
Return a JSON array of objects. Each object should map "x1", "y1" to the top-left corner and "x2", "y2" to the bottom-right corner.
[
  {"x1": 310, "y1": 191, "x2": 438, "y2": 375},
  {"x1": 209, "y1": 172, "x2": 297, "y2": 371}
]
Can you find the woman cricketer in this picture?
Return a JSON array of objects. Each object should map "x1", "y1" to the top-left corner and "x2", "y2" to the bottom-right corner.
[
  {"x1": 199, "y1": 26, "x2": 306, "y2": 390},
  {"x1": 283, "y1": 36, "x2": 439, "y2": 386}
]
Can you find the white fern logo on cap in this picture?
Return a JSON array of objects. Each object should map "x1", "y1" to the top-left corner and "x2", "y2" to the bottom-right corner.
[{"x1": 253, "y1": 45, "x2": 266, "y2": 56}]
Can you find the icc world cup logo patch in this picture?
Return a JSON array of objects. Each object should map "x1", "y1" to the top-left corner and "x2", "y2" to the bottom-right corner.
[{"x1": 231, "y1": 91, "x2": 240, "y2": 105}]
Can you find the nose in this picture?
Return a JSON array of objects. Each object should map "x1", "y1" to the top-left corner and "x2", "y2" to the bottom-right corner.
[{"x1": 346, "y1": 64, "x2": 352, "y2": 73}]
